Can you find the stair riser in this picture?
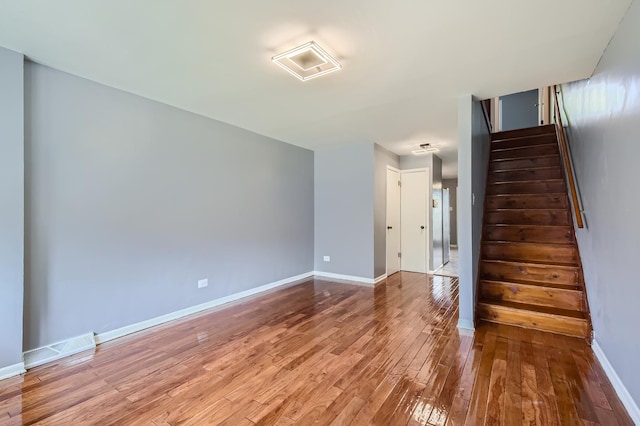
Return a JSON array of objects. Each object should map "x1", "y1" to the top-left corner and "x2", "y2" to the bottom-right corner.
[
  {"x1": 487, "y1": 181, "x2": 566, "y2": 195},
  {"x1": 491, "y1": 144, "x2": 559, "y2": 160},
  {"x1": 489, "y1": 167, "x2": 563, "y2": 183},
  {"x1": 477, "y1": 303, "x2": 588, "y2": 338},
  {"x1": 480, "y1": 281, "x2": 583, "y2": 311},
  {"x1": 491, "y1": 134, "x2": 557, "y2": 150},
  {"x1": 485, "y1": 210, "x2": 571, "y2": 226},
  {"x1": 484, "y1": 226, "x2": 574, "y2": 244},
  {"x1": 487, "y1": 195, "x2": 568, "y2": 210},
  {"x1": 481, "y1": 261, "x2": 579, "y2": 285},
  {"x1": 491, "y1": 125, "x2": 556, "y2": 142},
  {"x1": 490, "y1": 156, "x2": 561, "y2": 171},
  {"x1": 482, "y1": 243, "x2": 578, "y2": 264}
]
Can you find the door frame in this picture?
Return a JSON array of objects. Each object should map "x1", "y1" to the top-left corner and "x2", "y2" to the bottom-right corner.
[{"x1": 385, "y1": 165, "x2": 401, "y2": 276}]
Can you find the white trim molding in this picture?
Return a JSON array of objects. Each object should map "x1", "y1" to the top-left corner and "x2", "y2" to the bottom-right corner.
[
  {"x1": 457, "y1": 318, "x2": 475, "y2": 331},
  {"x1": 0, "y1": 362, "x2": 26, "y2": 381},
  {"x1": 592, "y1": 339, "x2": 640, "y2": 424},
  {"x1": 96, "y1": 271, "x2": 314, "y2": 345},
  {"x1": 313, "y1": 271, "x2": 384, "y2": 287},
  {"x1": 374, "y1": 274, "x2": 388, "y2": 284}
]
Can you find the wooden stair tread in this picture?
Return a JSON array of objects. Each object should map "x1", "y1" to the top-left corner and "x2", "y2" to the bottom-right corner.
[
  {"x1": 487, "y1": 192, "x2": 567, "y2": 197},
  {"x1": 483, "y1": 240, "x2": 575, "y2": 249},
  {"x1": 486, "y1": 223, "x2": 571, "y2": 229},
  {"x1": 479, "y1": 125, "x2": 591, "y2": 339},
  {"x1": 478, "y1": 299, "x2": 586, "y2": 319},
  {"x1": 491, "y1": 142, "x2": 557, "y2": 153},
  {"x1": 480, "y1": 279, "x2": 580, "y2": 291},
  {"x1": 491, "y1": 154, "x2": 559, "y2": 163},
  {"x1": 482, "y1": 259, "x2": 579, "y2": 269},
  {"x1": 482, "y1": 244, "x2": 579, "y2": 264},
  {"x1": 481, "y1": 258, "x2": 580, "y2": 268},
  {"x1": 489, "y1": 179, "x2": 564, "y2": 185},
  {"x1": 486, "y1": 208, "x2": 568, "y2": 213},
  {"x1": 491, "y1": 125, "x2": 556, "y2": 141},
  {"x1": 491, "y1": 166, "x2": 561, "y2": 172}
]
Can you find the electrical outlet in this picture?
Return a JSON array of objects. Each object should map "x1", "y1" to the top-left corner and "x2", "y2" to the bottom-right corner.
[
  {"x1": 323, "y1": 256, "x2": 331, "y2": 262},
  {"x1": 197, "y1": 278, "x2": 208, "y2": 289}
]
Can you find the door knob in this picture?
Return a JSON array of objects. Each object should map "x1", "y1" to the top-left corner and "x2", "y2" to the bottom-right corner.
[
  {"x1": 387, "y1": 226, "x2": 393, "y2": 230},
  {"x1": 420, "y1": 226, "x2": 425, "y2": 230}
]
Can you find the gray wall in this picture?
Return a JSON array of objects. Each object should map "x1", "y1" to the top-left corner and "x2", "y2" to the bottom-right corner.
[
  {"x1": 431, "y1": 155, "x2": 444, "y2": 270},
  {"x1": 457, "y1": 95, "x2": 491, "y2": 329},
  {"x1": 443, "y1": 179, "x2": 458, "y2": 245},
  {"x1": 314, "y1": 142, "x2": 375, "y2": 279},
  {"x1": 0, "y1": 47, "x2": 24, "y2": 368},
  {"x1": 500, "y1": 89, "x2": 539, "y2": 131},
  {"x1": 24, "y1": 62, "x2": 314, "y2": 350},
  {"x1": 561, "y1": 0, "x2": 640, "y2": 408},
  {"x1": 374, "y1": 144, "x2": 400, "y2": 278}
]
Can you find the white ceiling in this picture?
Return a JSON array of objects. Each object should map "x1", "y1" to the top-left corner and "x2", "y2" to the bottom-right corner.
[{"x1": 0, "y1": 0, "x2": 631, "y2": 178}]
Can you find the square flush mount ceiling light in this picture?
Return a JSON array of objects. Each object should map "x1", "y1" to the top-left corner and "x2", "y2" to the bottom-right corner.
[
  {"x1": 272, "y1": 41, "x2": 341, "y2": 81},
  {"x1": 412, "y1": 144, "x2": 440, "y2": 155}
]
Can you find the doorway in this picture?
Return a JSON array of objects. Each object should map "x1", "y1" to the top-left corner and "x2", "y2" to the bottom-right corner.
[{"x1": 399, "y1": 169, "x2": 429, "y2": 273}]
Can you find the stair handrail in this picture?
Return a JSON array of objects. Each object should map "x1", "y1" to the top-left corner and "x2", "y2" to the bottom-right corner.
[
  {"x1": 480, "y1": 99, "x2": 492, "y2": 133},
  {"x1": 552, "y1": 85, "x2": 584, "y2": 228}
]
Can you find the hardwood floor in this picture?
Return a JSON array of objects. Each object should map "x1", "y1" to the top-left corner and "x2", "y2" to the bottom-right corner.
[{"x1": 0, "y1": 273, "x2": 632, "y2": 425}]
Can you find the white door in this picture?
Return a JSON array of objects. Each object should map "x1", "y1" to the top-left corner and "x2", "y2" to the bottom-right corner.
[
  {"x1": 386, "y1": 168, "x2": 401, "y2": 276},
  {"x1": 401, "y1": 170, "x2": 428, "y2": 273}
]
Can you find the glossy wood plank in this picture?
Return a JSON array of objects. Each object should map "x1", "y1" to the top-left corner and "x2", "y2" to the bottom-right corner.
[
  {"x1": 485, "y1": 209, "x2": 571, "y2": 226},
  {"x1": 477, "y1": 301, "x2": 588, "y2": 337},
  {"x1": 482, "y1": 241, "x2": 578, "y2": 265},
  {"x1": 489, "y1": 155, "x2": 561, "y2": 171},
  {"x1": 481, "y1": 259, "x2": 579, "y2": 285},
  {"x1": 0, "y1": 273, "x2": 631, "y2": 425},
  {"x1": 486, "y1": 179, "x2": 566, "y2": 195},
  {"x1": 480, "y1": 279, "x2": 583, "y2": 310},
  {"x1": 491, "y1": 124, "x2": 556, "y2": 142},
  {"x1": 484, "y1": 224, "x2": 573, "y2": 244},
  {"x1": 491, "y1": 133, "x2": 557, "y2": 150},
  {"x1": 488, "y1": 166, "x2": 563, "y2": 183},
  {"x1": 491, "y1": 143, "x2": 559, "y2": 160},
  {"x1": 486, "y1": 193, "x2": 569, "y2": 210}
]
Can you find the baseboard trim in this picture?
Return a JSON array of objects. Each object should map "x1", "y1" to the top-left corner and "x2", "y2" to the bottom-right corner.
[
  {"x1": 457, "y1": 318, "x2": 475, "y2": 331},
  {"x1": 23, "y1": 333, "x2": 96, "y2": 369},
  {"x1": 0, "y1": 362, "x2": 26, "y2": 381},
  {"x1": 592, "y1": 339, "x2": 640, "y2": 424},
  {"x1": 313, "y1": 271, "x2": 376, "y2": 286},
  {"x1": 96, "y1": 271, "x2": 314, "y2": 345},
  {"x1": 374, "y1": 274, "x2": 387, "y2": 284},
  {"x1": 451, "y1": 245, "x2": 458, "y2": 248}
]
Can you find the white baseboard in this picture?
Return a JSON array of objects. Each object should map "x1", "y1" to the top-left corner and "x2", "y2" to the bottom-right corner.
[
  {"x1": 451, "y1": 245, "x2": 458, "y2": 248},
  {"x1": 23, "y1": 333, "x2": 96, "y2": 369},
  {"x1": 374, "y1": 274, "x2": 387, "y2": 284},
  {"x1": 592, "y1": 339, "x2": 640, "y2": 424},
  {"x1": 96, "y1": 271, "x2": 314, "y2": 345},
  {"x1": 457, "y1": 318, "x2": 475, "y2": 331},
  {"x1": 313, "y1": 271, "x2": 377, "y2": 286},
  {"x1": 0, "y1": 362, "x2": 26, "y2": 381}
]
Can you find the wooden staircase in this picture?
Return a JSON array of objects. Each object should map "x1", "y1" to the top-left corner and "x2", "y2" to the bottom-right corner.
[{"x1": 477, "y1": 124, "x2": 592, "y2": 339}]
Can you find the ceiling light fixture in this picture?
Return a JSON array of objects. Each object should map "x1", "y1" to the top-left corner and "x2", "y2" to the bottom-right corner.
[
  {"x1": 272, "y1": 41, "x2": 341, "y2": 81},
  {"x1": 420, "y1": 143, "x2": 439, "y2": 152},
  {"x1": 412, "y1": 143, "x2": 439, "y2": 155}
]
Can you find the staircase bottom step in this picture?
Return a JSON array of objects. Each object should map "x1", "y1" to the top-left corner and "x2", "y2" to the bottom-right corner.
[{"x1": 477, "y1": 300, "x2": 589, "y2": 338}]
